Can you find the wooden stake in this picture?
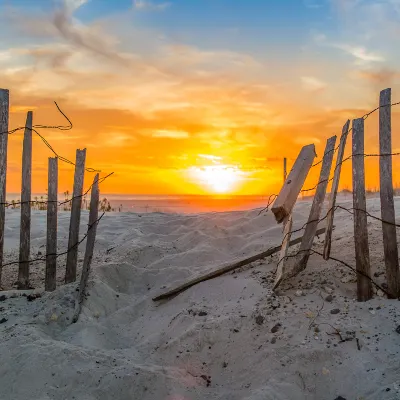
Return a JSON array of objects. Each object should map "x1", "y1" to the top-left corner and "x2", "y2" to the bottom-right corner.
[
  {"x1": 352, "y1": 118, "x2": 372, "y2": 301},
  {"x1": 282, "y1": 135, "x2": 337, "y2": 281},
  {"x1": 73, "y1": 173, "x2": 100, "y2": 323},
  {"x1": 18, "y1": 111, "x2": 33, "y2": 289},
  {"x1": 323, "y1": 120, "x2": 350, "y2": 260},
  {"x1": 283, "y1": 157, "x2": 287, "y2": 183},
  {"x1": 45, "y1": 157, "x2": 58, "y2": 292},
  {"x1": 0, "y1": 89, "x2": 9, "y2": 287},
  {"x1": 272, "y1": 144, "x2": 316, "y2": 223},
  {"x1": 65, "y1": 149, "x2": 86, "y2": 283},
  {"x1": 153, "y1": 227, "x2": 327, "y2": 302},
  {"x1": 273, "y1": 214, "x2": 293, "y2": 289},
  {"x1": 379, "y1": 88, "x2": 399, "y2": 298}
]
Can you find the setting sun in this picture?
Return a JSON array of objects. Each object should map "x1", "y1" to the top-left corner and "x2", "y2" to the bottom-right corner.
[{"x1": 189, "y1": 165, "x2": 244, "y2": 194}]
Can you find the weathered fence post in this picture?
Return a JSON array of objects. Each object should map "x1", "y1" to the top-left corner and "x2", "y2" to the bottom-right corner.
[
  {"x1": 45, "y1": 157, "x2": 58, "y2": 291},
  {"x1": 73, "y1": 173, "x2": 100, "y2": 323},
  {"x1": 281, "y1": 135, "x2": 336, "y2": 281},
  {"x1": 0, "y1": 89, "x2": 9, "y2": 287},
  {"x1": 17, "y1": 111, "x2": 33, "y2": 289},
  {"x1": 352, "y1": 118, "x2": 372, "y2": 301},
  {"x1": 272, "y1": 144, "x2": 316, "y2": 223},
  {"x1": 65, "y1": 149, "x2": 86, "y2": 283},
  {"x1": 323, "y1": 120, "x2": 350, "y2": 260},
  {"x1": 283, "y1": 157, "x2": 287, "y2": 183},
  {"x1": 379, "y1": 88, "x2": 399, "y2": 299}
]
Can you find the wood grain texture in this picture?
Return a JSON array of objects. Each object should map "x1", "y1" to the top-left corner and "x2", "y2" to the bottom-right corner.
[
  {"x1": 0, "y1": 89, "x2": 9, "y2": 287},
  {"x1": 153, "y1": 227, "x2": 327, "y2": 302},
  {"x1": 65, "y1": 149, "x2": 86, "y2": 283},
  {"x1": 73, "y1": 174, "x2": 99, "y2": 323},
  {"x1": 18, "y1": 111, "x2": 33, "y2": 289},
  {"x1": 273, "y1": 214, "x2": 293, "y2": 290},
  {"x1": 45, "y1": 157, "x2": 58, "y2": 292},
  {"x1": 323, "y1": 120, "x2": 350, "y2": 260},
  {"x1": 378, "y1": 88, "x2": 399, "y2": 298},
  {"x1": 352, "y1": 118, "x2": 372, "y2": 301},
  {"x1": 283, "y1": 135, "x2": 337, "y2": 279},
  {"x1": 271, "y1": 144, "x2": 316, "y2": 223}
]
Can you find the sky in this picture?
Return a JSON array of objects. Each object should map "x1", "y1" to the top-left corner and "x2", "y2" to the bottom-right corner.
[{"x1": 1, "y1": 0, "x2": 400, "y2": 196}]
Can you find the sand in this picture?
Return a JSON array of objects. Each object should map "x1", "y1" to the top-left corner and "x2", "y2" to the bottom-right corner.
[{"x1": 1, "y1": 195, "x2": 400, "y2": 400}]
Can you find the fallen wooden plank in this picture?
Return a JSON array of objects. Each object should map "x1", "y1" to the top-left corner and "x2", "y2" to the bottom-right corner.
[
  {"x1": 152, "y1": 226, "x2": 327, "y2": 302},
  {"x1": 272, "y1": 144, "x2": 316, "y2": 223},
  {"x1": 323, "y1": 120, "x2": 350, "y2": 260},
  {"x1": 378, "y1": 88, "x2": 399, "y2": 299}
]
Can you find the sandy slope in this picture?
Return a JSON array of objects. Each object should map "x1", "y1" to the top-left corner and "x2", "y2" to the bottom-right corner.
[{"x1": 1, "y1": 196, "x2": 400, "y2": 400}]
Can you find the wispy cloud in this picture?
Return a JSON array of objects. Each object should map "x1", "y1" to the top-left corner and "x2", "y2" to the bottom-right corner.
[
  {"x1": 333, "y1": 43, "x2": 385, "y2": 64},
  {"x1": 301, "y1": 76, "x2": 327, "y2": 92},
  {"x1": 152, "y1": 130, "x2": 190, "y2": 139},
  {"x1": 133, "y1": 0, "x2": 171, "y2": 11}
]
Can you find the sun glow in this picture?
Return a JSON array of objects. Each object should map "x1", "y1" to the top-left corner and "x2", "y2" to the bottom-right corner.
[{"x1": 189, "y1": 165, "x2": 243, "y2": 194}]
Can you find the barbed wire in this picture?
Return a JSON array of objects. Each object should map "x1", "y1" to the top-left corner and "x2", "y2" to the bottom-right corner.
[
  {"x1": 1, "y1": 101, "x2": 100, "y2": 173},
  {"x1": 1, "y1": 172, "x2": 114, "y2": 208},
  {"x1": 310, "y1": 100, "x2": 400, "y2": 168},
  {"x1": 2, "y1": 212, "x2": 105, "y2": 269}
]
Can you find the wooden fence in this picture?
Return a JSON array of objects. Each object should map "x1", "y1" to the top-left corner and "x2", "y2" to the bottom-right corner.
[
  {"x1": 0, "y1": 88, "x2": 100, "y2": 293},
  {"x1": 273, "y1": 87, "x2": 400, "y2": 301}
]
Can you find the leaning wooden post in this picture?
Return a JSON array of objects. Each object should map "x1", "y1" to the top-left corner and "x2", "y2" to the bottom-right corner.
[
  {"x1": 45, "y1": 157, "x2": 58, "y2": 291},
  {"x1": 65, "y1": 149, "x2": 86, "y2": 283},
  {"x1": 0, "y1": 89, "x2": 9, "y2": 287},
  {"x1": 352, "y1": 118, "x2": 372, "y2": 301},
  {"x1": 272, "y1": 144, "x2": 316, "y2": 223},
  {"x1": 379, "y1": 88, "x2": 399, "y2": 298},
  {"x1": 279, "y1": 135, "x2": 337, "y2": 283},
  {"x1": 73, "y1": 173, "x2": 100, "y2": 323},
  {"x1": 323, "y1": 120, "x2": 350, "y2": 260},
  {"x1": 17, "y1": 111, "x2": 33, "y2": 289}
]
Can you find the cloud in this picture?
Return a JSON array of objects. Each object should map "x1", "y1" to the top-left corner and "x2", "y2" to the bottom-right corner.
[
  {"x1": 301, "y1": 76, "x2": 327, "y2": 92},
  {"x1": 333, "y1": 43, "x2": 385, "y2": 64},
  {"x1": 304, "y1": 0, "x2": 323, "y2": 9},
  {"x1": 133, "y1": 0, "x2": 171, "y2": 11},
  {"x1": 151, "y1": 130, "x2": 190, "y2": 139}
]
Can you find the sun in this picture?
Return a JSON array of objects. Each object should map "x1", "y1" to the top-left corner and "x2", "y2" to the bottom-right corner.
[{"x1": 189, "y1": 165, "x2": 243, "y2": 194}]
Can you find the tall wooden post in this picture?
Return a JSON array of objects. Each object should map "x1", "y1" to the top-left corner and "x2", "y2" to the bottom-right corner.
[
  {"x1": 352, "y1": 118, "x2": 372, "y2": 301},
  {"x1": 65, "y1": 149, "x2": 86, "y2": 283},
  {"x1": 73, "y1": 173, "x2": 100, "y2": 323},
  {"x1": 0, "y1": 89, "x2": 9, "y2": 287},
  {"x1": 45, "y1": 157, "x2": 58, "y2": 291},
  {"x1": 18, "y1": 111, "x2": 33, "y2": 289},
  {"x1": 379, "y1": 88, "x2": 399, "y2": 298},
  {"x1": 323, "y1": 120, "x2": 350, "y2": 260}
]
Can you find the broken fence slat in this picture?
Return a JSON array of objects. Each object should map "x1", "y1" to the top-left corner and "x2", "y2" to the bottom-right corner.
[
  {"x1": 271, "y1": 144, "x2": 316, "y2": 223},
  {"x1": 273, "y1": 214, "x2": 293, "y2": 290},
  {"x1": 283, "y1": 135, "x2": 337, "y2": 280},
  {"x1": 152, "y1": 227, "x2": 327, "y2": 302}
]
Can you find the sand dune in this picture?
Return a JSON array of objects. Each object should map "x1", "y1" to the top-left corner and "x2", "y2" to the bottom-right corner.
[{"x1": 1, "y1": 197, "x2": 400, "y2": 399}]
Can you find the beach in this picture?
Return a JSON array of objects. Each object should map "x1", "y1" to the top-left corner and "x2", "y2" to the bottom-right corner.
[{"x1": 0, "y1": 195, "x2": 400, "y2": 400}]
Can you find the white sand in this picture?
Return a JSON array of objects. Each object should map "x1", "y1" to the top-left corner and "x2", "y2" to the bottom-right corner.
[{"x1": 1, "y1": 196, "x2": 400, "y2": 400}]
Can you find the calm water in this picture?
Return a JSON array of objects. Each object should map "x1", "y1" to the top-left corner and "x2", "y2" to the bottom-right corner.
[{"x1": 5, "y1": 193, "x2": 275, "y2": 214}]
